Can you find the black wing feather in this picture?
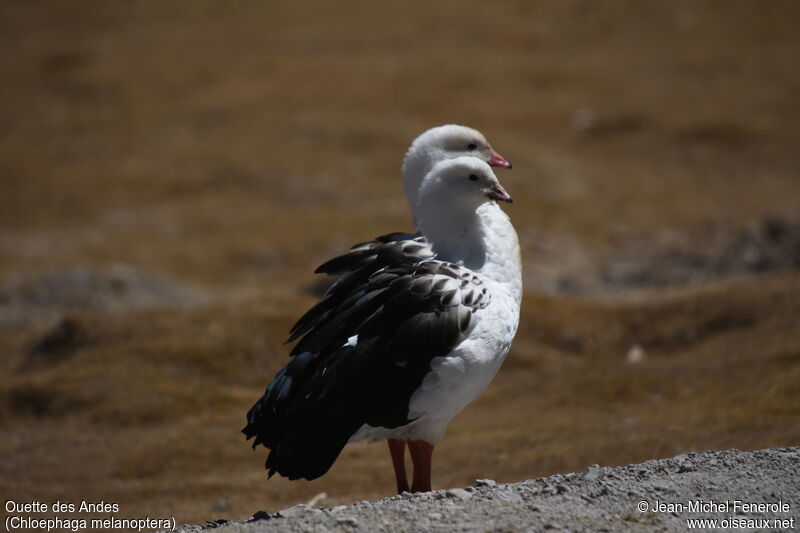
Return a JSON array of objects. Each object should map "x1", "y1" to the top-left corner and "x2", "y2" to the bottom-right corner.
[
  {"x1": 287, "y1": 233, "x2": 433, "y2": 342},
  {"x1": 243, "y1": 233, "x2": 491, "y2": 481}
]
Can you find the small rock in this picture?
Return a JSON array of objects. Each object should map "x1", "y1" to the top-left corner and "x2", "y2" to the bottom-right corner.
[
  {"x1": 278, "y1": 504, "x2": 318, "y2": 518},
  {"x1": 581, "y1": 464, "x2": 604, "y2": 481},
  {"x1": 626, "y1": 344, "x2": 645, "y2": 364},
  {"x1": 428, "y1": 512, "x2": 442, "y2": 520},
  {"x1": 475, "y1": 479, "x2": 497, "y2": 487},
  {"x1": 249, "y1": 510, "x2": 276, "y2": 522},
  {"x1": 306, "y1": 491, "x2": 328, "y2": 508},
  {"x1": 445, "y1": 488, "x2": 472, "y2": 500},
  {"x1": 495, "y1": 491, "x2": 523, "y2": 503},
  {"x1": 336, "y1": 517, "x2": 359, "y2": 527}
]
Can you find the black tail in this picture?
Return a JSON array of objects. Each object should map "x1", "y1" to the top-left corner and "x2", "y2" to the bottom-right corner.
[{"x1": 242, "y1": 349, "x2": 369, "y2": 481}]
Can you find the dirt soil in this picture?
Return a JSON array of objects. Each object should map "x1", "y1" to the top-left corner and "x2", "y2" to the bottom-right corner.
[{"x1": 1, "y1": 0, "x2": 799, "y2": 528}]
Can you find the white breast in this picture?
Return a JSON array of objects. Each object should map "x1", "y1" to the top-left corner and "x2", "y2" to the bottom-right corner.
[
  {"x1": 349, "y1": 278, "x2": 520, "y2": 445},
  {"x1": 406, "y1": 281, "x2": 519, "y2": 442}
]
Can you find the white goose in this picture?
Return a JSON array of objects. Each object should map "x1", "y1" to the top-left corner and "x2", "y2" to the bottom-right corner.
[
  {"x1": 402, "y1": 124, "x2": 512, "y2": 221},
  {"x1": 244, "y1": 155, "x2": 522, "y2": 494},
  {"x1": 323, "y1": 125, "x2": 512, "y2": 284}
]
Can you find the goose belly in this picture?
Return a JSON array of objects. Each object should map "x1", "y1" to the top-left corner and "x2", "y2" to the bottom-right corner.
[{"x1": 407, "y1": 330, "x2": 513, "y2": 440}]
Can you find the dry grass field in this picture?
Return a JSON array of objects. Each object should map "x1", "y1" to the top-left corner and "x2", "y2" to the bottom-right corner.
[{"x1": 1, "y1": 0, "x2": 799, "y2": 527}]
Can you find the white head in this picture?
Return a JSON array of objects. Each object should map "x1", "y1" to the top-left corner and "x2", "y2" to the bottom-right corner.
[
  {"x1": 402, "y1": 125, "x2": 511, "y2": 222},
  {"x1": 416, "y1": 156, "x2": 513, "y2": 265}
]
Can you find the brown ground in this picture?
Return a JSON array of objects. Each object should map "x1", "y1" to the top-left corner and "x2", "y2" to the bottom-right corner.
[{"x1": 1, "y1": 0, "x2": 799, "y2": 527}]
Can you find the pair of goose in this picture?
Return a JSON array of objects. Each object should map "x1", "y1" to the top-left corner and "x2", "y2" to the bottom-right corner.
[{"x1": 244, "y1": 125, "x2": 522, "y2": 494}]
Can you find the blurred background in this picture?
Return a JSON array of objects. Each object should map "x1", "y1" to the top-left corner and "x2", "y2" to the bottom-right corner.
[{"x1": 1, "y1": 0, "x2": 799, "y2": 526}]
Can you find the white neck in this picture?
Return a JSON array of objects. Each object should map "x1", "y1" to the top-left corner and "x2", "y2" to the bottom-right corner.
[
  {"x1": 402, "y1": 145, "x2": 442, "y2": 225},
  {"x1": 417, "y1": 200, "x2": 522, "y2": 302}
]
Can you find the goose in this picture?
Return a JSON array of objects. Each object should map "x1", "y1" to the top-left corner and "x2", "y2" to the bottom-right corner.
[
  {"x1": 402, "y1": 124, "x2": 512, "y2": 222},
  {"x1": 313, "y1": 124, "x2": 512, "y2": 308},
  {"x1": 244, "y1": 156, "x2": 521, "y2": 494}
]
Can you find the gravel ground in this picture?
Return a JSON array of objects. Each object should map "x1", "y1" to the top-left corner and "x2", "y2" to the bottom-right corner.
[{"x1": 179, "y1": 447, "x2": 799, "y2": 532}]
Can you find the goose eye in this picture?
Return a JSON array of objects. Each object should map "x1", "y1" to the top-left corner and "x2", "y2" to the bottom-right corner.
[
  {"x1": 468, "y1": 174, "x2": 479, "y2": 181},
  {"x1": 467, "y1": 143, "x2": 477, "y2": 150}
]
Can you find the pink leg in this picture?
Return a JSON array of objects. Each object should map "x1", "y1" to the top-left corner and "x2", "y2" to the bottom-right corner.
[
  {"x1": 387, "y1": 439, "x2": 410, "y2": 493},
  {"x1": 407, "y1": 440, "x2": 434, "y2": 492}
]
